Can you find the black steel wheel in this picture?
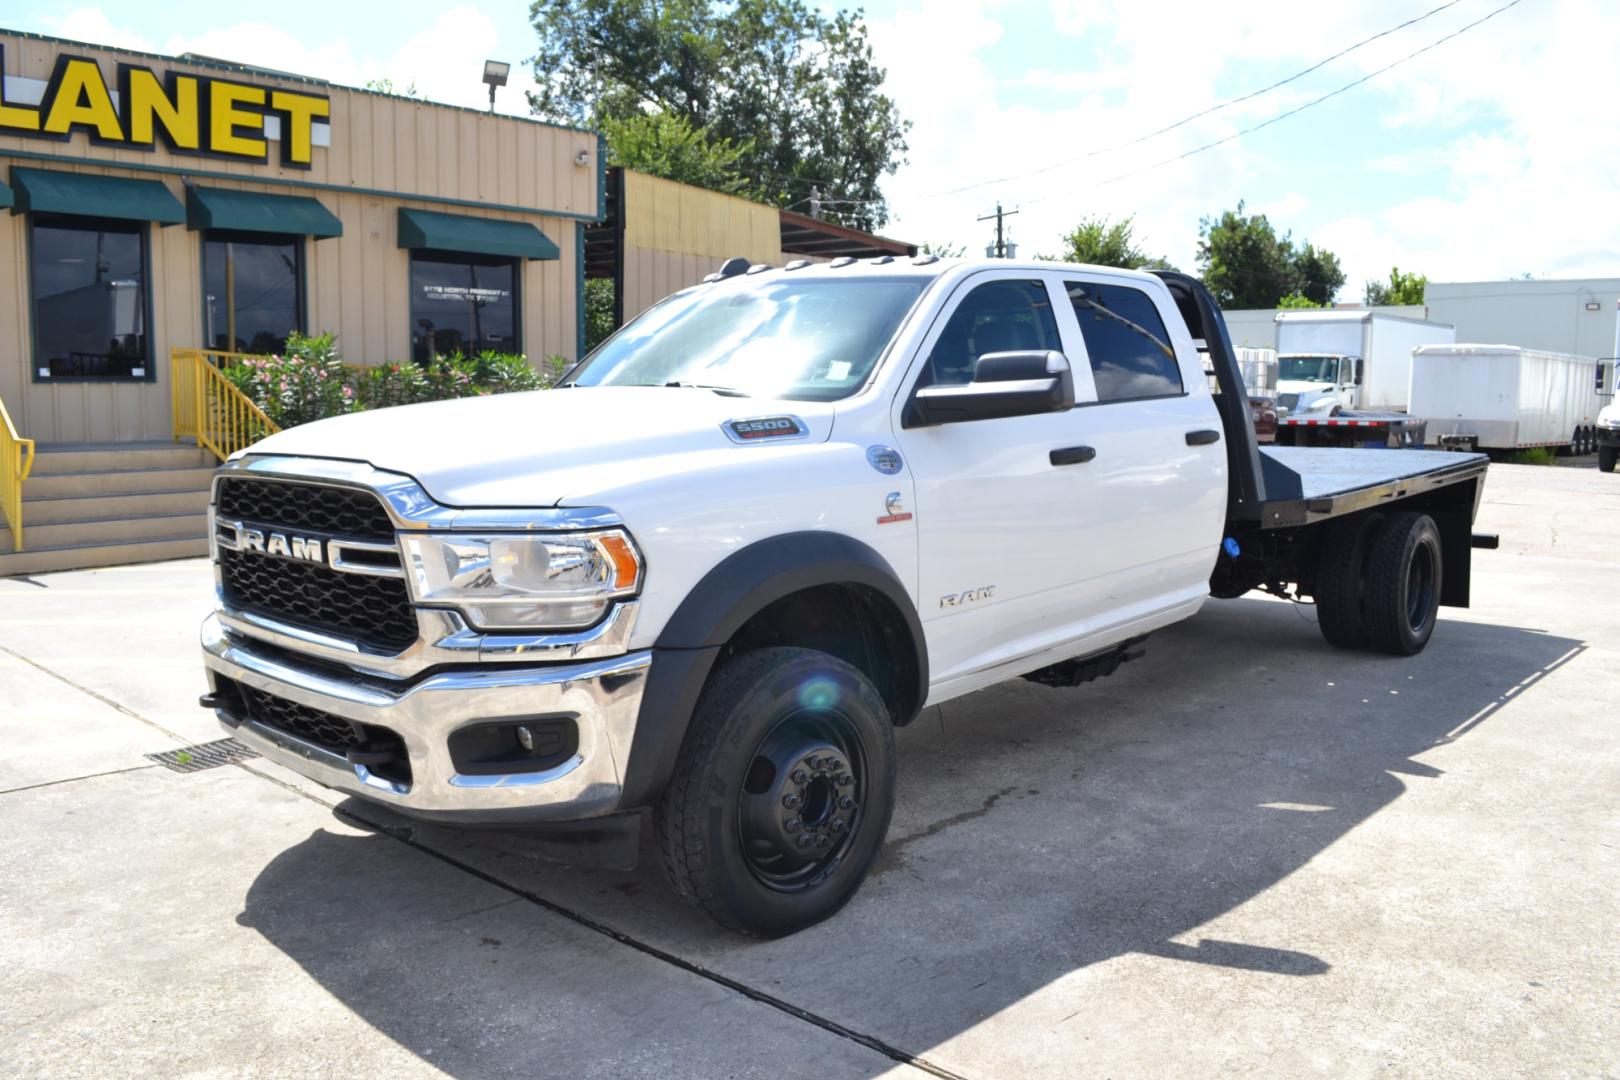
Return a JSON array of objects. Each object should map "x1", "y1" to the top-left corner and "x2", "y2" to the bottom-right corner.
[
  {"x1": 1363, "y1": 512, "x2": 1443, "y2": 656},
  {"x1": 658, "y1": 647, "x2": 896, "y2": 936}
]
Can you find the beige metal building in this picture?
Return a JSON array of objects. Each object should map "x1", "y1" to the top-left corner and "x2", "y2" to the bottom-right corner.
[
  {"x1": 0, "y1": 28, "x2": 599, "y2": 446},
  {"x1": 585, "y1": 167, "x2": 915, "y2": 328}
]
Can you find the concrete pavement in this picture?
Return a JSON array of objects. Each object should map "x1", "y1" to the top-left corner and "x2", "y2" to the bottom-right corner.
[{"x1": 1, "y1": 461, "x2": 1615, "y2": 1078}]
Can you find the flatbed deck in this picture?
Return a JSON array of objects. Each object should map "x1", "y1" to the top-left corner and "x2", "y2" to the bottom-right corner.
[{"x1": 1254, "y1": 446, "x2": 1489, "y2": 528}]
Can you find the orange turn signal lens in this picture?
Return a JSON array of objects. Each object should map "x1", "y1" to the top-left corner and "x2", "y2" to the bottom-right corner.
[{"x1": 598, "y1": 533, "x2": 642, "y2": 591}]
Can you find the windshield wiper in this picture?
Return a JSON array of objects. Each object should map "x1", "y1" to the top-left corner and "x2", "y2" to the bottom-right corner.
[{"x1": 663, "y1": 381, "x2": 751, "y2": 397}]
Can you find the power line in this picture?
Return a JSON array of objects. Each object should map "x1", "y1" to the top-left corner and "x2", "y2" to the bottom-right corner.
[
  {"x1": 1024, "y1": 0, "x2": 1529, "y2": 206},
  {"x1": 922, "y1": 0, "x2": 1466, "y2": 199}
]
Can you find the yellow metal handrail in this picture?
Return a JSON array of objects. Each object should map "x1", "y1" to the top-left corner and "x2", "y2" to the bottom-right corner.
[
  {"x1": 1, "y1": 392, "x2": 35, "y2": 552},
  {"x1": 171, "y1": 348, "x2": 282, "y2": 463}
]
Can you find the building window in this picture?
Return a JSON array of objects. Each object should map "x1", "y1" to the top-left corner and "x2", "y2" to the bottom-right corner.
[
  {"x1": 410, "y1": 252, "x2": 519, "y2": 362},
  {"x1": 30, "y1": 215, "x2": 150, "y2": 379},
  {"x1": 1065, "y1": 281, "x2": 1183, "y2": 402},
  {"x1": 203, "y1": 233, "x2": 303, "y2": 354}
]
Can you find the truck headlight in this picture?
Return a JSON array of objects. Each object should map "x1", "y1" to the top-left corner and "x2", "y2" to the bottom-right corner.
[{"x1": 400, "y1": 530, "x2": 642, "y2": 631}]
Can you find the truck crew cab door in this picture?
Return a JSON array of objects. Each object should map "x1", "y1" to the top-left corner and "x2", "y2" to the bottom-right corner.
[
  {"x1": 1054, "y1": 274, "x2": 1227, "y2": 622},
  {"x1": 892, "y1": 271, "x2": 1101, "y2": 698}
]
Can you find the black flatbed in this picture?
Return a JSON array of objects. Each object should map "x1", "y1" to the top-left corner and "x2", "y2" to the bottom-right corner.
[{"x1": 1254, "y1": 446, "x2": 1489, "y2": 528}]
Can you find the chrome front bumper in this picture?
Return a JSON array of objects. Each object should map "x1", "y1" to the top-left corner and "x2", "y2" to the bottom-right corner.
[{"x1": 201, "y1": 613, "x2": 651, "y2": 824}]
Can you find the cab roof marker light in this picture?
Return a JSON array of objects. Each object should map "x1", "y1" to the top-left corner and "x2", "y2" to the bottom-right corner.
[
  {"x1": 829, "y1": 256, "x2": 856, "y2": 268},
  {"x1": 784, "y1": 259, "x2": 811, "y2": 271},
  {"x1": 911, "y1": 254, "x2": 939, "y2": 266},
  {"x1": 868, "y1": 255, "x2": 894, "y2": 265},
  {"x1": 746, "y1": 263, "x2": 773, "y2": 275}
]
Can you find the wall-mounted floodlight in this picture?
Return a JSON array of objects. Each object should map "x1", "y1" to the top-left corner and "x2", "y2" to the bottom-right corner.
[{"x1": 483, "y1": 60, "x2": 510, "y2": 113}]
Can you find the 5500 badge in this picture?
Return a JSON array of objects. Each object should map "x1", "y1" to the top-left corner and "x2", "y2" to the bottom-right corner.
[{"x1": 0, "y1": 45, "x2": 330, "y2": 167}]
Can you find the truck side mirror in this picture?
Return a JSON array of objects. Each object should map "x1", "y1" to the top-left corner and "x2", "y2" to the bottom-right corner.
[{"x1": 906, "y1": 350, "x2": 1076, "y2": 427}]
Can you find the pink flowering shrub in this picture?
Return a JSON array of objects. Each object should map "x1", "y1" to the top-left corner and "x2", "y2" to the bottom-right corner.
[{"x1": 222, "y1": 334, "x2": 561, "y2": 429}]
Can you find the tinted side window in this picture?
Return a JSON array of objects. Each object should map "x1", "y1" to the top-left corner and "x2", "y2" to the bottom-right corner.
[
  {"x1": 1066, "y1": 282, "x2": 1183, "y2": 402},
  {"x1": 922, "y1": 279, "x2": 1061, "y2": 387}
]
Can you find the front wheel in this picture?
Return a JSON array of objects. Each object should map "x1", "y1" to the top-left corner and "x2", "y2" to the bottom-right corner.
[
  {"x1": 658, "y1": 647, "x2": 897, "y2": 937},
  {"x1": 1599, "y1": 443, "x2": 1617, "y2": 473}
]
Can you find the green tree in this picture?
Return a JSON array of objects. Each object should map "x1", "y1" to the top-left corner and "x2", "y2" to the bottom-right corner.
[
  {"x1": 527, "y1": 0, "x2": 909, "y2": 231},
  {"x1": 1363, "y1": 266, "x2": 1427, "y2": 306},
  {"x1": 1046, "y1": 215, "x2": 1173, "y2": 271},
  {"x1": 1277, "y1": 292, "x2": 1323, "y2": 309},
  {"x1": 599, "y1": 111, "x2": 751, "y2": 194},
  {"x1": 920, "y1": 240, "x2": 966, "y2": 258},
  {"x1": 363, "y1": 77, "x2": 418, "y2": 98},
  {"x1": 1196, "y1": 201, "x2": 1345, "y2": 309},
  {"x1": 583, "y1": 278, "x2": 617, "y2": 352}
]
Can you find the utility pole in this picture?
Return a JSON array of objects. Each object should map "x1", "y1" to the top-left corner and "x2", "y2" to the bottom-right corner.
[{"x1": 977, "y1": 202, "x2": 1019, "y2": 258}]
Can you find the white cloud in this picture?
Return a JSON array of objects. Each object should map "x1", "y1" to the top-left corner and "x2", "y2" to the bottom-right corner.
[{"x1": 866, "y1": 0, "x2": 1620, "y2": 293}]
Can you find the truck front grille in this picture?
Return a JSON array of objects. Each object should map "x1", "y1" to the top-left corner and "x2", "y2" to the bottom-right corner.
[
  {"x1": 215, "y1": 477, "x2": 418, "y2": 653},
  {"x1": 217, "y1": 477, "x2": 394, "y2": 540}
]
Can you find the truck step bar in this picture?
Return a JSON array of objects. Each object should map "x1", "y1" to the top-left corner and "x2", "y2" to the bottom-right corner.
[{"x1": 1022, "y1": 636, "x2": 1148, "y2": 689}]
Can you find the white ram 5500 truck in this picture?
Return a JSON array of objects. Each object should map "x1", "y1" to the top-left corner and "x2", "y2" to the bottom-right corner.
[{"x1": 199, "y1": 259, "x2": 1494, "y2": 935}]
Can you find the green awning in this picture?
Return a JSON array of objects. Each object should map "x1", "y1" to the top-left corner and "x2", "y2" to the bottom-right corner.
[
  {"x1": 397, "y1": 207, "x2": 559, "y2": 260},
  {"x1": 10, "y1": 167, "x2": 184, "y2": 225},
  {"x1": 187, "y1": 186, "x2": 342, "y2": 239},
  {"x1": 0, "y1": 179, "x2": 12, "y2": 211}
]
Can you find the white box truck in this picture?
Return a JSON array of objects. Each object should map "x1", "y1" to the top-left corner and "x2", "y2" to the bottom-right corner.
[
  {"x1": 1274, "y1": 310, "x2": 1455, "y2": 417},
  {"x1": 1412, "y1": 344, "x2": 1610, "y2": 455}
]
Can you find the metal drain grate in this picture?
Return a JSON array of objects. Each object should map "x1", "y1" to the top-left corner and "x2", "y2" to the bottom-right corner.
[{"x1": 146, "y1": 738, "x2": 260, "y2": 773}]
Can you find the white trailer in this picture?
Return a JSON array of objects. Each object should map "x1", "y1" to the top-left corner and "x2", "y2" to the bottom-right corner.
[
  {"x1": 1274, "y1": 310, "x2": 1455, "y2": 417},
  {"x1": 1412, "y1": 344, "x2": 1609, "y2": 453}
]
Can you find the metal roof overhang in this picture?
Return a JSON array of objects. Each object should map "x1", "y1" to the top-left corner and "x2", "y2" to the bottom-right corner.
[
  {"x1": 10, "y1": 166, "x2": 184, "y2": 224},
  {"x1": 397, "y1": 207, "x2": 559, "y2": 260},
  {"x1": 187, "y1": 186, "x2": 342, "y2": 238}
]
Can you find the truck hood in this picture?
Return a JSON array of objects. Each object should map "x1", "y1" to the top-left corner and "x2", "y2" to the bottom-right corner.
[
  {"x1": 1276, "y1": 380, "x2": 1338, "y2": 397},
  {"x1": 239, "y1": 386, "x2": 835, "y2": 507},
  {"x1": 1600, "y1": 401, "x2": 1620, "y2": 427}
]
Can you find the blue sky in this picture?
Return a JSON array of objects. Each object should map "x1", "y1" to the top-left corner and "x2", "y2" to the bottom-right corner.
[{"x1": 7, "y1": 1, "x2": 1612, "y2": 297}]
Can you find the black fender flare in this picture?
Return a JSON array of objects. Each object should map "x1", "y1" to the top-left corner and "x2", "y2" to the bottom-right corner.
[{"x1": 618, "y1": 531, "x2": 927, "y2": 808}]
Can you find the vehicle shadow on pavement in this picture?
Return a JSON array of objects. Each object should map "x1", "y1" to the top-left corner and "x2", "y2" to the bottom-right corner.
[{"x1": 237, "y1": 597, "x2": 1584, "y2": 1076}]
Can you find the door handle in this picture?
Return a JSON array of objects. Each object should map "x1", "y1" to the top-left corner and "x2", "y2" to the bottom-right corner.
[
  {"x1": 1049, "y1": 446, "x2": 1096, "y2": 466},
  {"x1": 1185, "y1": 429, "x2": 1221, "y2": 446}
]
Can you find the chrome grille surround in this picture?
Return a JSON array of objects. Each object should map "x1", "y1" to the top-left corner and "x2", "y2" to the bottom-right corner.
[{"x1": 209, "y1": 456, "x2": 638, "y2": 680}]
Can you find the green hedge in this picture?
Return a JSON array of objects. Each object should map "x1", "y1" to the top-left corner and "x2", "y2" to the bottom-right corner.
[{"x1": 222, "y1": 333, "x2": 568, "y2": 429}]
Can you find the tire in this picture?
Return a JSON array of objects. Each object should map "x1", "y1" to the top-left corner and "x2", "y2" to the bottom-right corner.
[
  {"x1": 1363, "y1": 512, "x2": 1443, "y2": 656},
  {"x1": 1314, "y1": 512, "x2": 1382, "y2": 650},
  {"x1": 1600, "y1": 444, "x2": 1617, "y2": 473},
  {"x1": 658, "y1": 646, "x2": 897, "y2": 937}
]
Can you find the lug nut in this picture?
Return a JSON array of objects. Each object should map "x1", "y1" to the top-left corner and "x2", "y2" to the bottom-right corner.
[
  {"x1": 816, "y1": 834, "x2": 831, "y2": 847},
  {"x1": 798, "y1": 835, "x2": 814, "y2": 848},
  {"x1": 838, "y1": 796, "x2": 854, "y2": 810},
  {"x1": 790, "y1": 769, "x2": 808, "y2": 784},
  {"x1": 785, "y1": 819, "x2": 801, "y2": 833},
  {"x1": 782, "y1": 793, "x2": 801, "y2": 809},
  {"x1": 837, "y1": 773, "x2": 853, "y2": 786},
  {"x1": 832, "y1": 818, "x2": 847, "y2": 832}
]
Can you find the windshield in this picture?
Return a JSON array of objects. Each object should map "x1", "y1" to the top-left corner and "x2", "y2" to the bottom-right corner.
[
  {"x1": 567, "y1": 276, "x2": 929, "y2": 400},
  {"x1": 1278, "y1": 355, "x2": 1341, "y2": 383}
]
